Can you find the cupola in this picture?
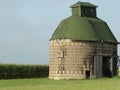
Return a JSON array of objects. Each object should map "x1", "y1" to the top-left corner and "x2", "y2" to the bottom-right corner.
[{"x1": 71, "y1": 1, "x2": 97, "y2": 17}]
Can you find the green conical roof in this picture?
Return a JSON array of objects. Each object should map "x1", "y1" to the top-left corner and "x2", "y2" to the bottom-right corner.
[
  {"x1": 51, "y1": 2, "x2": 118, "y2": 43},
  {"x1": 51, "y1": 16, "x2": 117, "y2": 43}
]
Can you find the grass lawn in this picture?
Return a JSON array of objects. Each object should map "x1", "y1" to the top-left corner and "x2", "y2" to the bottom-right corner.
[{"x1": 0, "y1": 77, "x2": 120, "y2": 90}]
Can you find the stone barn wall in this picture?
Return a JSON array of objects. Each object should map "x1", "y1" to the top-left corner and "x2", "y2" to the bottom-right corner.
[{"x1": 49, "y1": 39, "x2": 117, "y2": 79}]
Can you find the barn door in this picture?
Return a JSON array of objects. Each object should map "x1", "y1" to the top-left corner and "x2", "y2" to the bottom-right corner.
[
  {"x1": 94, "y1": 56, "x2": 102, "y2": 78},
  {"x1": 94, "y1": 56, "x2": 113, "y2": 78}
]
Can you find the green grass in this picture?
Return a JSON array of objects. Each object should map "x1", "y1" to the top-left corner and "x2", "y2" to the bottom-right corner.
[{"x1": 0, "y1": 77, "x2": 120, "y2": 90}]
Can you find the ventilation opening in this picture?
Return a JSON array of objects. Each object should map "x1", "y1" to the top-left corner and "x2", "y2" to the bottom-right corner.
[{"x1": 86, "y1": 71, "x2": 90, "y2": 79}]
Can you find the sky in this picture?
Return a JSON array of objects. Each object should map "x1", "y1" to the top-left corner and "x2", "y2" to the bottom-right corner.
[{"x1": 0, "y1": 0, "x2": 120, "y2": 64}]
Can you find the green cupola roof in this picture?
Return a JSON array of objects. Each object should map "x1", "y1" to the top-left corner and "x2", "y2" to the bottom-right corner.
[
  {"x1": 51, "y1": 2, "x2": 118, "y2": 43},
  {"x1": 71, "y1": 1, "x2": 97, "y2": 8}
]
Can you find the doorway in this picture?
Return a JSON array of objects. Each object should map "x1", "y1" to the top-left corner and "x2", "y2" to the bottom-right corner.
[
  {"x1": 94, "y1": 56, "x2": 112, "y2": 78},
  {"x1": 86, "y1": 71, "x2": 90, "y2": 79},
  {"x1": 102, "y1": 57, "x2": 112, "y2": 78}
]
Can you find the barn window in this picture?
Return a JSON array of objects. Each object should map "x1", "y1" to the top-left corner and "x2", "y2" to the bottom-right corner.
[
  {"x1": 90, "y1": 9, "x2": 94, "y2": 16},
  {"x1": 57, "y1": 51, "x2": 64, "y2": 58}
]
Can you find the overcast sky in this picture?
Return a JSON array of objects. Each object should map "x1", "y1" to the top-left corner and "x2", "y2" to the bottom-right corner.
[{"x1": 0, "y1": 0, "x2": 120, "y2": 64}]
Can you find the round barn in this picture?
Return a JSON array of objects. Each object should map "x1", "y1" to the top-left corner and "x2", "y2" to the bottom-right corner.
[{"x1": 49, "y1": 1, "x2": 118, "y2": 79}]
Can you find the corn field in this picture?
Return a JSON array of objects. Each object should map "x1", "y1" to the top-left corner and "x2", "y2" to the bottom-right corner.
[{"x1": 0, "y1": 64, "x2": 49, "y2": 79}]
